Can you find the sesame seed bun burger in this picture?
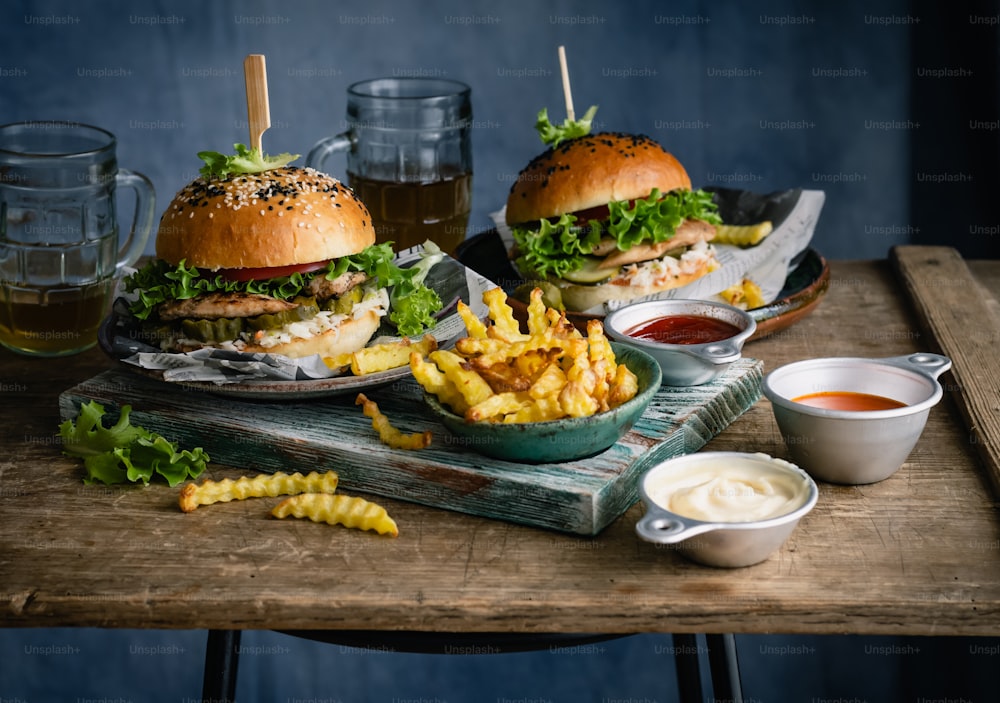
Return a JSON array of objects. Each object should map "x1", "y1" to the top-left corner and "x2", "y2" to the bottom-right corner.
[
  {"x1": 506, "y1": 107, "x2": 722, "y2": 312},
  {"x1": 121, "y1": 145, "x2": 441, "y2": 359}
]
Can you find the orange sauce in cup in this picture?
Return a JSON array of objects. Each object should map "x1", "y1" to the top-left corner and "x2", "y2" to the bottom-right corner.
[{"x1": 792, "y1": 391, "x2": 907, "y2": 411}]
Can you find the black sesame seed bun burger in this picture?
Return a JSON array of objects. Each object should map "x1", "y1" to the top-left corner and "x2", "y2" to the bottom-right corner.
[
  {"x1": 122, "y1": 147, "x2": 441, "y2": 359},
  {"x1": 507, "y1": 108, "x2": 723, "y2": 313}
]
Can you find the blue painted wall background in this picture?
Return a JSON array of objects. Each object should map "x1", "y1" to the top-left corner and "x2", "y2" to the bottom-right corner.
[
  {"x1": 2, "y1": 0, "x2": 997, "y2": 260},
  {"x1": 2, "y1": 0, "x2": 999, "y2": 700}
]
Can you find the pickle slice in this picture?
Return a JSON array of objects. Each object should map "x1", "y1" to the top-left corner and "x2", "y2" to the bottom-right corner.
[
  {"x1": 246, "y1": 300, "x2": 319, "y2": 331},
  {"x1": 180, "y1": 317, "x2": 244, "y2": 343},
  {"x1": 159, "y1": 295, "x2": 340, "y2": 345},
  {"x1": 561, "y1": 256, "x2": 615, "y2": 284},
  {"x1": 326, "y1": 287, "x2": 362, "y2": 314}
]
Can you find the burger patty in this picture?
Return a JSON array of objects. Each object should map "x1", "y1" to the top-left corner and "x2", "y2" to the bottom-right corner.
[
  {"x1": 307, "y1": 270, "x2": 368, "y2": 299},
  {"x1": 155, "y1": 271, "x2": 370, "y2": 321},
  {"x1": 589, "y1": 219, "x2": 715, "y2": 258},
  {"x1": 157, "y1": 292, "x2": 296, "y2": 321},
  {"x1": 598, "y1": 219, "x2": 717, "y2": 269}
]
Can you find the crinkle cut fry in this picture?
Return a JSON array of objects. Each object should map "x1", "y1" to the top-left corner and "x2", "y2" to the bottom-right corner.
[
  {"x1": 356, "y1": 393, "x2": 432, "y2": 450},
  {"x1": 272, "y1": 493, "x2": 399, "y2": 537},
  {"x1": 179, "y1": 470, "x2": 339, "y2": 512}
]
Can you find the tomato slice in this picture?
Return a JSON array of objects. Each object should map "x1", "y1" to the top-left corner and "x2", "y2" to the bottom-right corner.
[
  {"x1": 214, "y1": 259, "x2": 331, "y2": 282},
  {"x1": 570, "y1": 204, "x2": 611, "y2": 222},
  {"x1": 570, "y1": 198, "x2": 648, "y2": 223}
]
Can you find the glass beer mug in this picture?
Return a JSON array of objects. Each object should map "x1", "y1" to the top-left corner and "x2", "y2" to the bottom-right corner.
[
  {"x1": 0, "y1": 121, "x2": 155, "y2": 356},
  {"x1": 307, "y1": 77, "x2": 473, "y2": 255}
]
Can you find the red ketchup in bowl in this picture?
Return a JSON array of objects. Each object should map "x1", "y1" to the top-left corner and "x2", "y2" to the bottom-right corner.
[{"x1": 625, "y1": 314, "x2": 743, "y2": 345}]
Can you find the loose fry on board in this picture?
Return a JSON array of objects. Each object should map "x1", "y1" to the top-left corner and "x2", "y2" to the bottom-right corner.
[{"x1": 355, "y1": 393, "x2": 432, "y2": 450}]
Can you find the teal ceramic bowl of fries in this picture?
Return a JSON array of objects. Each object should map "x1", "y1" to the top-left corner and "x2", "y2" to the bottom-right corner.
[{"x1": 423, "y1": 342, "x2": 662, "y2": 463}]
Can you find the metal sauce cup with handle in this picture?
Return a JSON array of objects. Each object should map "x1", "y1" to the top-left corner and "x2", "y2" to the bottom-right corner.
[
  {"x1": 604, "y1": 299, "x2": 756, "y2": 386},
  {"x1": 763, "y1": 353, "x2": 952, "y2": 484},
  {"x1": 636, "y1": 452, "x2": 818, "y2": 568},
  {"x1": 0, "y1": 121, "x2": 155, "y2": 356}
]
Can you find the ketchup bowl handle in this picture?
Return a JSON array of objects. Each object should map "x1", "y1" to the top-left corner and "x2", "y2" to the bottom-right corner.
[{"x1": 687, "y1": 339, "x2": 744, "y2": 366}]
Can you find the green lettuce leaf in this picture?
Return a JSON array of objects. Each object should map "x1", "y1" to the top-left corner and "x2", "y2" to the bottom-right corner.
[
  {"x1": 513, "y1": 213, "x2": 603, "y2": 279},
  {"x1": 59, "y1": 401, "x2": 210, "y2": 487},
  {"x1": 123, "y1": 259, "x2": 314, "y2": 320},
  {"x1": 512, "y1": 188, "x2": 722, "y2": 280},
  {"x1": 319, "y1": 242, "x2": 443, "y2": 336},
  {"x1": 122, "y1": 243, "x2": 442, "y2": 334},
  {"x1": 535, "y1": 105, "x2": 599, "y2": 148},
  {"x1": 198, "y1": 143, "x2": 300, "y2": 180},
  {"x1": 607, "y1": 188, "x2": 722, "y2": 249},
  {"x1": 389, "y1": 242, "x2": 444, "y2": 337}
]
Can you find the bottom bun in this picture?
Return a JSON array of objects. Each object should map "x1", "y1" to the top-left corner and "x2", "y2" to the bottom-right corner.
[{"x1": 240, "y1": 308, "x2": 382, "y2": 359}]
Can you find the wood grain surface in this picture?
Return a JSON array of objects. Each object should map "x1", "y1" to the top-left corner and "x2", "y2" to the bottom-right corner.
[
  {"x1": 891, "y1": 246, "x2": 1000, "y2": 499},
  {"x1": 2, "y1": 256, "x2": 999, "y2": 637}
]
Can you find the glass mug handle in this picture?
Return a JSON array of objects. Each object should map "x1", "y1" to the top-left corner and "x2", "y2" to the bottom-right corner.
[
  {"x1": 114, "y1": 169, "x2": 156, "y2": 273},
  {"x1": 306, "y1": 131, "x2": 354, "y2": 173}
]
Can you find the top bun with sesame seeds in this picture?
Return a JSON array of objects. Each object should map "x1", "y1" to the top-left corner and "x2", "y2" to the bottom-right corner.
[
  {"x1": 504, "y1": 132, "x2": 724, "y2": 313},
  {"x1": 505, "y1": 133, "x2": 692, "y2": 226},
  {"x1": 156, "y1": 166, "x2": 374, "y2": 270}
]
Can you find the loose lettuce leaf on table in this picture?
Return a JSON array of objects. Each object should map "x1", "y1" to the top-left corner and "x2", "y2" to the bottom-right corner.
[{"x1": 60, "y1": 401, "x2": 210, "y2": 487}]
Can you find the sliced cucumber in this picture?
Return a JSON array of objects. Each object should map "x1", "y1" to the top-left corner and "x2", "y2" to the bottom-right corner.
[{"x1": 561, "y1": 256, "x2": 615, "y2": 284}]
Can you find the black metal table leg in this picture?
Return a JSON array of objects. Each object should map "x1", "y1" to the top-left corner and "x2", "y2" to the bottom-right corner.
[
  {"x1": 672, "y1": 633, "x2": 704, "y2": 702},
  {"x1": 202, "y1": 629, "x2": 241, "y2": 703},
  {"x1": 706, "y1": 633, "x2": 743, "y2": 703}
]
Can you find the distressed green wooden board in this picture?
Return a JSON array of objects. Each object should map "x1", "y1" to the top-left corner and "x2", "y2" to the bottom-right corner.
[{"x1": 59, "y1": 359, "x2": 763, "y2": 535}]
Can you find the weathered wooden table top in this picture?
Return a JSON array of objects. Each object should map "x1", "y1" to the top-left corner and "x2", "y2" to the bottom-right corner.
[{"x1": 2, "y1": 249, "x2": 999, "y2": 636}]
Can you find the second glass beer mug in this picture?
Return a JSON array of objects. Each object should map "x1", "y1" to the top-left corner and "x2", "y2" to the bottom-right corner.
[
  {"x1": 0, "y1": 121, "x2": 155, "y2": 356},
  {"x1": 307, "y1": 78, "x2": 473, "y2": 255}
]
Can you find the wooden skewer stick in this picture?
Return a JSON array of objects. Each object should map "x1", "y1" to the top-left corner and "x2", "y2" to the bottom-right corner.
[
  {"x1": 244, "y1": 54, "x2": 270, "y2": 152},
  {"x1": 557, "y1": 45, "x2": 574, "y2": 122}
]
